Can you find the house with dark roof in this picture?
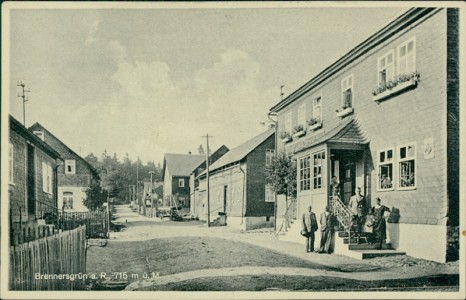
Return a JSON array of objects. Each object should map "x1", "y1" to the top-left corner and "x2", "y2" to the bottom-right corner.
[
  {"x1": 197, "y1": 129, "x2": 276, "y2": 230},
  {"x1": 269, "y1": 8, "x2": 459, "y2": 262},
  {"x1": 29, "y1": 123, "x2": 100, "y2": 212},
  {"x1": 9, "y1": 115, "x2": 63, "y2": 244},
  {"x1": 162, "y1": 153, "x2": 205, "y2": 208},
  {"x1": 189, "y1": 145, "x2": 229, "y2": 218}
]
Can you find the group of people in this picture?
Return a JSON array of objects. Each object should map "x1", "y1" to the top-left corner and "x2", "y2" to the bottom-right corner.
[{"x1": 301, "y1": 178, "x2": 391, "y2": 253}]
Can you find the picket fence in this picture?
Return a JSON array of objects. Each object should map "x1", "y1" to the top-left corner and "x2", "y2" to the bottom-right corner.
[
  {"x1": 60, "y1": 211, "x2": 109, "y2": 239},
  {"x1": 9, "y1": 225, "x2": 87, "y2": 291}
]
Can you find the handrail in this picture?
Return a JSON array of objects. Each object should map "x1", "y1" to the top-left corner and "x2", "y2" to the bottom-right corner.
[{"x1": 331, "y1": 195, "x2": 353, "y2": 237}]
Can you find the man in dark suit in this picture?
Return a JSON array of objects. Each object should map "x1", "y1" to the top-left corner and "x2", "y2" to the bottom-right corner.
[
  {"x1": 301, "y1": 205, "x2": 318, "y2": 252},
  {"x1": 318, "y1": 206, "x2": 336, "y2": 254}
]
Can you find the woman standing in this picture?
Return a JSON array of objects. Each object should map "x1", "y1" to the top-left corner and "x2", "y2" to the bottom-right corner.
[{"x1": 371, "y1": 197, "x2": 390, "y2": 249}]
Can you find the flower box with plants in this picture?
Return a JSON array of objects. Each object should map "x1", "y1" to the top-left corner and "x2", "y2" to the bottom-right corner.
[
  {"x1": 292, "y1": 124, "x2": 306, "y2": 138},
  {"x1": 307, "y1": 117, "x2": 322, "y2": 131},
  {"x1": 372, "y1": 72, "x2": 420, "y2": 102},
  {"x1": 280, "y1": 131, "x2": 292, "y2": 143},
  {"x1": 336, "y1": 105, "x2": 353, "y2": 118}
]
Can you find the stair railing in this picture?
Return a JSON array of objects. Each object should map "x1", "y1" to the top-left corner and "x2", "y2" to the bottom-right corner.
[{"x1": 331, "y1": 195, "x2": 353, "y2": 238}]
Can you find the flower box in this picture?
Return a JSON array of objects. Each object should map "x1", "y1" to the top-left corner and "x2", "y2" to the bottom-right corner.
[
  {"x1": 336, "y1": 107, "x2": 353, "y2": 118},
  {"x1": 293, "y1": 130, "x2": 306, "y2": 138},
  {"x1": 372, "y1": 78, "x2": 417, "y2": 102},
  {"x1": 308, "y1": 122, "x2": 322, "y2": 131},
  {"x1": 282, "y1": 137, "x2": 292, "y2": 143}
]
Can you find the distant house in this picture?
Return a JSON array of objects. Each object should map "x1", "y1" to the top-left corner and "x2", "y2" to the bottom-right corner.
[
  {"x1": 162, "y1": 153, "x2": 205, "y2": 208},
  {"x1": 9, "y1": 115, "x2": 63, "y2": 241},
  {"x1": 197, "y1": 129, "x2": 276, "y2": 230},
  {"x1": 29, "y1": 123, "x2": 100, "y2": 212},
  {"x1": 190, "y1": 145, "x2": 229, "y2": 218}
]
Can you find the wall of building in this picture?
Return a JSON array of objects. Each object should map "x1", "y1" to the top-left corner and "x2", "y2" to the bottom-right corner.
[
  {"x1": 9, "y1": 129, "x2": 59, "y2": 221},
  {"x1": 58, "y1": 186, "x2": 89, "y2": 212},
  {"x1": 245, "y1": 134, "x2": 275, "y2": 218},
  {"x1": 163, "y1": 168, "x2": 172, "y2": 203},
  {"x1": 276, "y1": 9, "x2": 449, "y2": 228}
]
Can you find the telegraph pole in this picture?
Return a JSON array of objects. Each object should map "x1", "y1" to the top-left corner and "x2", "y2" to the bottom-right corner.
[
  {"x1": 17, "y1": 81, "x2": 31, "y2": 126},
  {"x1": 202, "y1": 134, "x2": 213, "y2": 227}
]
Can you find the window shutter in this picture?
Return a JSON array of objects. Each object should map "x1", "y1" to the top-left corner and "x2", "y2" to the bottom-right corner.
[{"x1": 42, "y1": 162, "x2": 47, "y2": 192}]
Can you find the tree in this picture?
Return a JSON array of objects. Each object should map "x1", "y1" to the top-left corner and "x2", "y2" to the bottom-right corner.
[
  {"x1": 264, "y1": 151, "x2": 297, "y2": 199},
  {"x1": 83, "y1": 181, "x2": 108, "y2": 211}
]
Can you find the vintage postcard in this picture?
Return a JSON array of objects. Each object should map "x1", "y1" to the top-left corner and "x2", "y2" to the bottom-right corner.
[{"x1": 1, "y1": 1, "x2": 465, "y2": 299}]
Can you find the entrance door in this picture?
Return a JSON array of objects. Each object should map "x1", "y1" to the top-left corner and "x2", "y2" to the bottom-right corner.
[
  {"x1": 27, "y1": 144, "x2": 35, "y2": 215},
  {"x1": 340, "y1": 162, "x2": 356, "y2": 205}
]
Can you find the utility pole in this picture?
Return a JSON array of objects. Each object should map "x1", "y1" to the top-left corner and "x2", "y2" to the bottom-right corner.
[
  {"x1": 201, "y1": 134, "x2": 213, "y2": 227},
  {"x1": 149, "y1": 171, "x2": 155, "y2": 217},
  {"x1": 17, "y1": 81, "x2": 31, "y2": 126},
  {"x1": 136, "y1": 156, "x2": 140, "y2": 214}
]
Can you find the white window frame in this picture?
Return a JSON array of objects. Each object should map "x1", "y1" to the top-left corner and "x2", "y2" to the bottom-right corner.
[
  {"x1": 377, "y1": 148, "x2": 395, "y2": 191},
  {"x1": 341, "y1": 74, "x2": 354, "y2": 108},
  {"x1": 284, "y1": 111, "x2": 292, "y2": 133},
  {"x1": 377, "y1": 50, "x2": 395, "y2": 85},
  {"x1": 63, "y1": 192, "x2": 74, "y2": 210},
  {"x1": 33, "y1": 131, "x2": 44, "y2": 141},
  {"x1": 313, "y1": 151, "x2": 325, "y2": 190},
  {"x1": 65, "y1": 160, "x2": 76, "y2": 175},
  {"x1": 9, "y1": 141, "x2": 14, "y2": 184},
  {"x1": 397, "y1": 142, "x2": 416, "y2": 190},
  {"x1": 397, "y1": 37, "x2": 416, "y2": 75},
  {"x1": 297, "y1": 103, "x2": 306, "y2": 127},
  {"x1": 312, "y1": 94, "x2": 322, "y2": 122},
  {"x1": 178, "y1": 178, "x2": 185, "y2": 188},
  {"x1": 42, "y1": 161, "x2": 53, "y2": 194},
  {"x1": 265, "y1": 149, "x2": 275, "y2": 167},
  {"x1": 265, "y1": 184, "x2": 275, "y2": 202},
  {"x1": 299, "y1": 155, "x2": 311, "y2": 191}
]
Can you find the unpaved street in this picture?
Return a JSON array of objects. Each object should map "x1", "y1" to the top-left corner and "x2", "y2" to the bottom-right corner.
[{"x1": 85, "y1": 205, "x2": 459, "y2": 291}]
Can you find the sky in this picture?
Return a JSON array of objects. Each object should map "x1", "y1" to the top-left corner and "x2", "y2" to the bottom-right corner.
[{"x1": 7, "y1": 4, "x2": 407, "y2": 165}]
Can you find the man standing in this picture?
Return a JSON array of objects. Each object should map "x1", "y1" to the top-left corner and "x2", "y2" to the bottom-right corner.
[
  {"x1": 301, "y1": 205, "x2": 318, "y2": 252},
  {"x1": 348, "y1": 187, "x2": 367, "y2": 242},
  {"x1": 318, "y1": 206, "x2": 336, "y2": 254}
]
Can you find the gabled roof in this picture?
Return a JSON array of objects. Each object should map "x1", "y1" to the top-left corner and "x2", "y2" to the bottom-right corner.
[
  {"x1": 190, "y1": 145, "x2": 230, "y2": 174},
  {"x1": 269, "y1": 8, "x2": 439, "y2": 113},
  {"x1": 290, "y1": 116, "x2": 368, "y2": 154},
  {"x1": 28, "y1": 122, "x2": 99, "y2": 177},
  {"x1": 10, "y1": 115, "x2": 62, "y2": 160},
  {"x1": 162, "y1": 153, "x2": 205, "y2": 179},
  {"x1": 203, "y1": 128, "x2": 275, "y2": 174}
]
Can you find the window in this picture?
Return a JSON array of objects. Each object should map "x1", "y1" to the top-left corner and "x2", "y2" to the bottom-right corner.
[
  {"x1": 178, "y1": 179, "x2": 185, "y2": 188},
  {"x1": 313, "y1": 151, "x2": 325, "y2": 189},
  {"x1": 378, "y1": 149, "x2": 394, "y2": 190},
  {"x1": 265, "y1": 184, "x2": 275, "y2": 202},
  {"x1": 378, "y1": 50, "x2": 395, "y2": 85},
  {"x1": 33, "y1": 131, "x2": 45, "y2": 141},
  {"x1": 298, "y1": 103, "x2": 306, "y2": 126},
  {"x1": 299, "y1": 156, "x2": 311, "y2": 191},
  {"x1": 65, "y1": 160, "x2": 76, "y2": 174},
  {"x1": 312, "y1": 95, "x2": 322, "y2": 121},
  {"x1": 63, "y1": 192, "x2": 73, "y2": 209},
  {"x1": 397, "y1": 37, "x2": 416, "y2": 75},
  {"x1": 399, "y1": 143, "x2": 416, "y2": 189},
  {"x1": 341, "y1": 75, "x2": 353, "y2": 108},
  {"x1": 9, "y1": 142, "x2": 14, "y2": 184},
  {"x1": 42, "y1": 161, "x2": 53, "y2": 194},
  {"x1": 284, "y1": 111, "x2": 292, "y2": 133},
  {"x1": 266, "y1": 149, "x2": 275, "y2": 166}
]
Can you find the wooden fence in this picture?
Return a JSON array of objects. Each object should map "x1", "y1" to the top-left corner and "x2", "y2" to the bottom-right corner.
[
  {"x1": 59, "y1": 211, "x2": 108, "y2": 239},
  {"x1": 9, "y1": 225, "x2": 87, "y2": 291}
]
